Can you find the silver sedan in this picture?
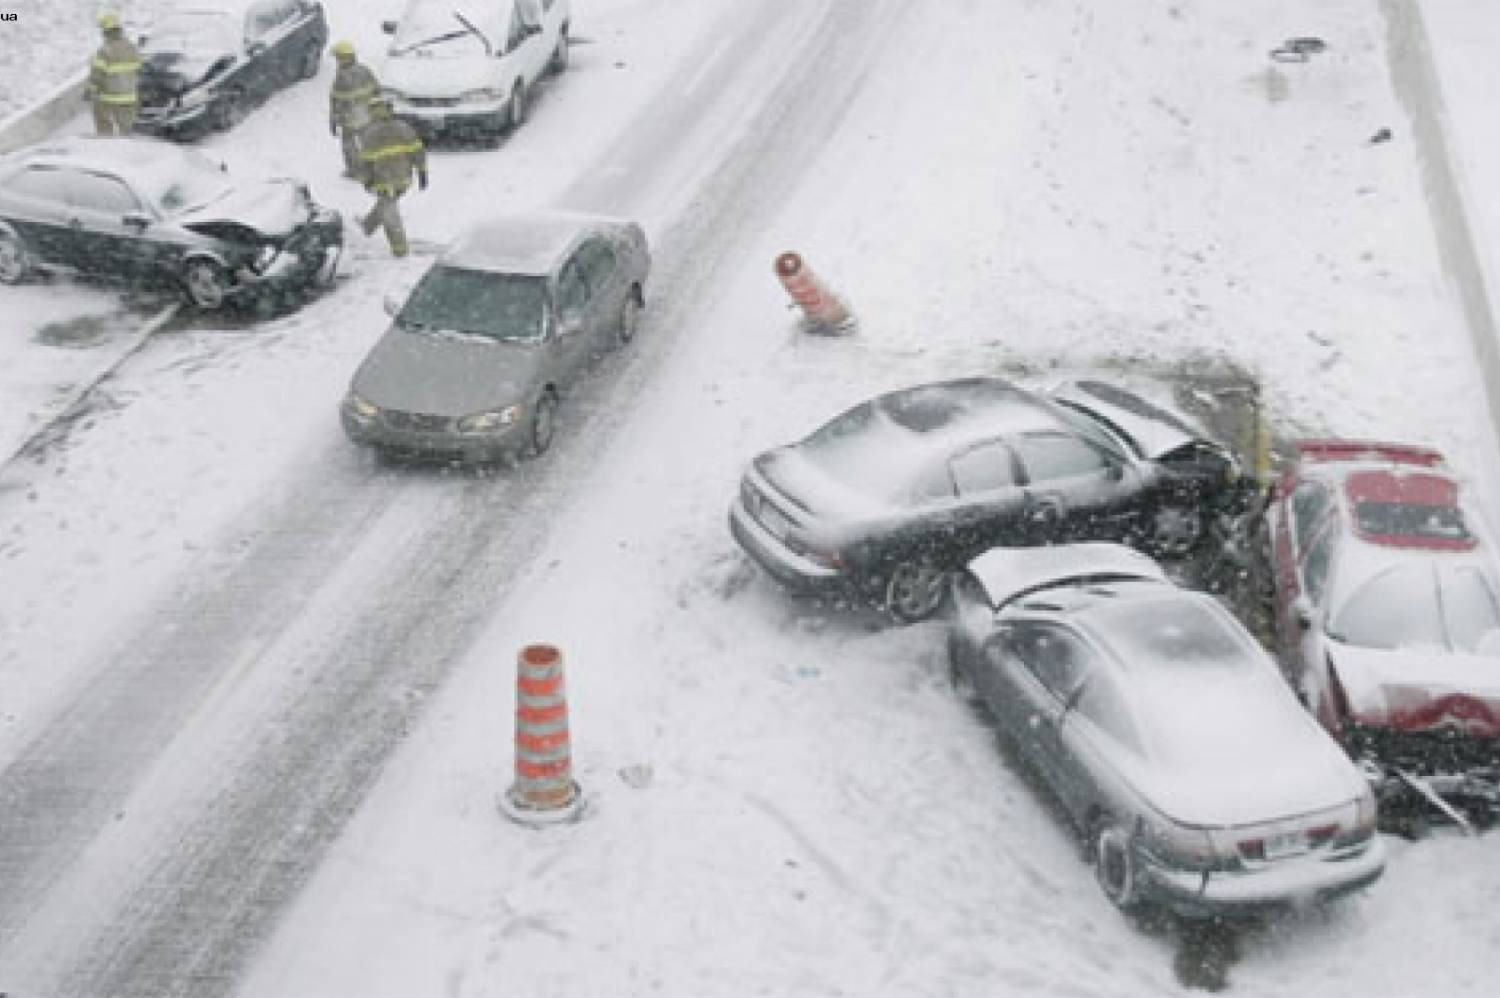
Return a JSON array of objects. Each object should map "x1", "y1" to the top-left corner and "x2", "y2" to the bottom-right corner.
[
  {"x1": 948, "y1": 542, "x2": 1385, "y2": 917},
  {"x1": 341, "y1": 209, "x2": 648, "y2": 463}
]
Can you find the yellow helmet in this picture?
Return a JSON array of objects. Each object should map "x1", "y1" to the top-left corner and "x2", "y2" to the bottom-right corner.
[
  {"x1": 98, "y1": 11, "x2": 122, "y2": 32},
  {"x1": 331, "y1": 40, "x2": 355, "y2": 59}
]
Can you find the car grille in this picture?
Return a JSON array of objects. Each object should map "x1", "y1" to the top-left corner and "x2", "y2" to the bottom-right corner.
[
  {"x1": 406, "y1": 96, "x2": 460, "y2": 108},
  {"x1": 381, "y1": 410, "x2": 452, "y2": 433}
]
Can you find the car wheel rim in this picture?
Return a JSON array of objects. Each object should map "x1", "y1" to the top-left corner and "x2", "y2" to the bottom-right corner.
[
  {"x1": 1094, "y1": 827, "x2": 1137, "y2": 909},
  {"x1": 0, "y1": 236, "x2": 26, "y2": 281},
  {"x1": 186, "y1": 263, "x2": 225, "y2": 309},
  {"x1": 1152, "y1": 505, "x2": 1203, "y2": 557},
  {"x1": 886, "y1": 562, "x2": 946, "y2": 622}
]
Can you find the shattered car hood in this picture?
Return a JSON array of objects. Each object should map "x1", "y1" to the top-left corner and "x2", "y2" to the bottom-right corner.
[
  {"x1": 353, "y1": 325, "x2": 544, "y2": 418},
  {"x1": 1049, "y1": 379, "x2": 1213, "y2": 461},
  {"x1": 1329, "y1": 642, "x2": 1500, "y2": 737},
  {"x1": 178, "y1": 180, "x2": 312, "y2": 240},
  {"x1": 141, "y1": 46, "x2": 231, "y2": 89}
]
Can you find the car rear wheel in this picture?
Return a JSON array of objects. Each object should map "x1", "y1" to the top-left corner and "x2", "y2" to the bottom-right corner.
[
  {"x1": 182, "y1": 258, "x2": 231, "y2": 310},
  {"x1": 616, "y1": 287, "x2": 642, "y2": 346},
  {"x1": 526, "y1": 389, "x2": 558, "y2": 458},
  {"x1": 1092, "y1": 822, "x2": 1142, "y2": 912},
  {"x1": 884, "y1": 560, "x2": 949, "y2": 624},
  {"x1": 549, "y1": 26, "x2": 569, "y2": 74},
  {"x1": 0, "y1": 230, "x2": 33, "y2": 284},
  {"x1": 1146, "y1": 501, "x2": 1205, "y2": 558},
  {"x1": 507, "y1": 81, "x2": 528, "y2": 131}
]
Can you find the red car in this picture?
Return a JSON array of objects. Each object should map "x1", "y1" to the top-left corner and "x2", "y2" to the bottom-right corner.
[{"x1": 1265, "y1": 440, "x2": 1500, "y2": 829}]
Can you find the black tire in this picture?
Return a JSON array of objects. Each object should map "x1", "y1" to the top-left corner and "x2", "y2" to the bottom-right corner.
[
  {"x1": 507, "y1": 81, "x2": 527, "y2": 131},
  {"x1": 297, "y1": 41, "x2": 323, "y2": 81},
  {"x1": 1092, "y1": 821, "x2": 1143, "y2": 913},
  {"x1": 210, "y1": 87, "x2": 249, "y2": 132},
  {"x1": 884, "y1": 560, "x2": 949, "y2": 624},
  {"x1": 616, "y1": 286, "x2": 642, "y2": 346},
  {"x1": 1144, "y1": 500, "x2": 1206, "y2": 559},
  {"x1": 182, "y1": 257, "x2": 231, "y2": 310},
  {"x1": 0, "y1": 230, "x2": 33, "y2": 284},
  {"x1": 526, "y1": 389, "x2": 558, "y2": 458},
  {"x1": 548, "y1": 26, "x2": 569, "y2": 74}
]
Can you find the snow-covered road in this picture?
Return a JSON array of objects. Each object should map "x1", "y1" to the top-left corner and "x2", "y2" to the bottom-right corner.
[{"x1": 2, "y1": 1, "x2": 1500, "y2": 996}]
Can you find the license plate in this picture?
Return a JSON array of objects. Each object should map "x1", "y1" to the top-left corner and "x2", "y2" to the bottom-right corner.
[{"x1": 1264, "y1": 830, "x2": 1307, "y2": 859}]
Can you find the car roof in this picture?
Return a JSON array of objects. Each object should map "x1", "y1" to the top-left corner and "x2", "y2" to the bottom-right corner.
[
  {"x1": 1, "y1": 136, "x2": 220, "y2": 182},
  {"x1": 865, "y1": 377, "x2": 1068, "y2": 449},
  {"x1": 439, "y1": 210, "x2": 625, "y2": 276}
]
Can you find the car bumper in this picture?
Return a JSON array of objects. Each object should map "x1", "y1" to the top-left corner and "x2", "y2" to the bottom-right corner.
[
  {"x1": 135, "y1": 99, "x2": 214, "y2": 133},
  {"x1": 340, "y1": 403, "x2": 526, "y2": 463},
  {"x1": 389, "y1": 96, "x2": 506, "y2": 135},
  {"x1": 728, "y1": 496, "x2": 848, "y2": 597},
  {"x1": 1135, "y1": 836, "x2": 1386, "y2": 917},
  {"x1": 230, "y1": 211, "x2": 344, "y2": 301}
]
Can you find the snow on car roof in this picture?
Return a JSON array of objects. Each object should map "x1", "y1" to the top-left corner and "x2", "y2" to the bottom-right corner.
[
  {"x1": 440, "y1": 210, "x2": 624, "y2": 276},
  {"x1": 10, "y1": 135, "x2": 223, "y2": 181}
]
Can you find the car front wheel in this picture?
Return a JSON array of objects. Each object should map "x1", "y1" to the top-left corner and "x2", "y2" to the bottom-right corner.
[
  {"x1": 211, "y1": 87, "x2": 249, "y2": 132},
  {"x1": 1145, "y1": 501, "x2": 1205, "y2": 558},
  {"x1": 526, "y1": 389, "x2": 558, "y2": 458},
  {"x1": 183, "y1": 258, "x2": 231, "y2": 310},
  {"x1": 298, "y1": 41, "x2": 322, "y2": 80},
  {"x1": 884, "y1": 560, "x2": 949, "y2": 624},
  {"x1": 1092, "y1": 822, "x2": 1142, "y2": 913},
  {"x1": 0, "y1": 230, "x2": 33, "y2": 283}
]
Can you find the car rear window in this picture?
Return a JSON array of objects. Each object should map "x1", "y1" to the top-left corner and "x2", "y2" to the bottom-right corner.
[{"x1": 1354, "y1": 501, "x2": 1471, "y2": 543}]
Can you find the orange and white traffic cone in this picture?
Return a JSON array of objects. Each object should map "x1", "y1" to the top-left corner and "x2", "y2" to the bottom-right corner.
[
  {"x1": 774, "y1": 251, "x2": 857, "y2": 334},
  {"x1": 500, "y1": 643, "x2": 584, "y2": 825}
]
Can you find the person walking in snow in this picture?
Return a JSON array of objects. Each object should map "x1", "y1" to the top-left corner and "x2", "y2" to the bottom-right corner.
[
  {"x1": 87, "y1": 12, "x2": 141, "y2": 136},
  {"x1": 357, "y1": 97, "x2": 427, "y2": 258}
]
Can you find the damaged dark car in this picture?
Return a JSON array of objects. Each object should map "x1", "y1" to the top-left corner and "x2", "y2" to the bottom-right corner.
[
  {"x1": 728, "y1": 376, "x2": 1249, "y2": 623},
  {"x1": 0, "y1": 136, "x2": 342, "y2": 310},
  {"x1": 136, "y1": 0, "x2": 328, "y2": 138}
]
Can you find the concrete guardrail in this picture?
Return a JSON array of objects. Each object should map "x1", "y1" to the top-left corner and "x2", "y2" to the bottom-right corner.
[{"x1": 0, "y1": 74, "x2": 86, "y2": 155}]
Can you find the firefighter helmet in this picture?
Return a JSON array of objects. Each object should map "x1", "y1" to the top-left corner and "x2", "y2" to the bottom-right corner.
[
  {"x1": 332, "y1": 40, "x2": 355, "y2": 60},
  {"x1": 98, "y1": 12, "x2": 122, "y2": 32}
]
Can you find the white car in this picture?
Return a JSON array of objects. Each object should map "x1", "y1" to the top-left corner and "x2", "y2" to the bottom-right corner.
[{"x1": 378, "y1": 0, "x2": 570, "y2": 144}]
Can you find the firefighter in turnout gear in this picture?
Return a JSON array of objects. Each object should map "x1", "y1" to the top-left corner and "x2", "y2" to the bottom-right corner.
[
  {"x1": 328, "y1": 41, "x2": 379, "y2": 178},
  {"x1": 358, "y1": 98, "x2": 427, "y2": 257},
  {"x1": 87, "y1": 12, "x2": 141, "y2": 136}
]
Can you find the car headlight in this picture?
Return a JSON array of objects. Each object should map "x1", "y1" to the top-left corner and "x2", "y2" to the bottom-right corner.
[
  {"x1": 253, "y1": 244, "x2": 279, "y2": 272},
  {"x1": 345, "y1": 392, "x2": 378, "y2": 419},
  {"x1": 459, "y1": 87, "x2": 503, "y2": 104},
  {"x1": 457, "y1": 404, "x2": 521, "y2": 433},
  {"x1": 177, "y1": 87, "x2": 213, "y2": 109}
]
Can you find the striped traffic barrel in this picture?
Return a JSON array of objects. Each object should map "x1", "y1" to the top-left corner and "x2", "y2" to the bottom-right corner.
[
  {"x1": 504, "y1": 643, "x2": 581, "y2": 820},
  {"x1": 774, "y1": 251, "x2": 855, "y2": 332}
]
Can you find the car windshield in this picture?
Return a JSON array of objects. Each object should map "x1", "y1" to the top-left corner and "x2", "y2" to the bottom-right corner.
[
  {"x1": 141, "y1": 151, "x2": 235, "y2": 216},
  {"x1": 398, "y1": 266, "x2": 547, "y2": 341},
  {"x1": 1087, "y1": 596, "x2": 1258, "y2": 671},
  {"x1": 1332, "y1": 563, "x2": 1500, "y2": 653},
  {"x1": 145, "y1": 11, "x2": 239, "y2": 53}
]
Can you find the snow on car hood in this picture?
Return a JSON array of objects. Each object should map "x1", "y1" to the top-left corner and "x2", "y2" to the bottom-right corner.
[
  {"x1": 352, "y1": 324, "x2": 544, "y2": 418},
  {"x1": 382, "y1": 52, "x2": 495, "y2": 98},
  {"x1": 178, "y1": 179, "x2": 311, "y2": 240},
  {"x1": 1115, "y1": 669, "x2": 1365, "y2": 826},
  {"x1": 141, "y1": 47, "x2": 229, "y2": 87},
  {"x1": 1328, "y1": 642, "x2": 1500, "y2": 736},
  {"x1": 1049, "y1": 379, "x2": 1208, "y2": 461}
]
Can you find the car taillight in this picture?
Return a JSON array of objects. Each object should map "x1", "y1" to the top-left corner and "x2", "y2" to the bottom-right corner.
[{"x1": 803, "y1": 545, "x2": 844, "y2": 570}]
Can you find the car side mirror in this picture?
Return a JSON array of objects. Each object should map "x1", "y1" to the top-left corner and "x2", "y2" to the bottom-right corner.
[
  {"x1": 122, "y1": 211, "x2": 150, "y2": 231},
  {"x1": 381, "y1": 20, "x2": 397, "y2": 34},
  {"x1": 1292, "y1": 595, "x2": 1318, "y2": 631}
]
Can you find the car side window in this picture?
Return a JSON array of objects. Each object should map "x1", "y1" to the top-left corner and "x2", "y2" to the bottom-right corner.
[
  {"x1": 246, "y1": 0, "x2": 296, "y2": 40},
  {"x1": 1074, "y1": 673, "x2": 1143, "y2": 754},
  {"x1": 1011, "y1": 431, "x2": 1111, "y2": 483},
  {"x1": 555, "y1": 260, "x2": 589, "y2": 318},
  {"x1": 949, "y1": 440, "x2": 1017, "y2": 495},
  {"x1": 6, "y1": 166, "x2": 70, "y2": 205},
  {"x1": 1003, "y1": 623, "x2": 1091, "y2": 703},
  {"x1": 1290, "y1": 480, "x2": 1330, "y2": 553},
  {"x1": 575, "y1": 239, "x2": 617, "y2": 291},
  {"x1": 1301, "y1": 524, "x2": 1336, "y2": 605},
  {"x1": 66, "y1": 172, "x2": 141, "y2": 214}
]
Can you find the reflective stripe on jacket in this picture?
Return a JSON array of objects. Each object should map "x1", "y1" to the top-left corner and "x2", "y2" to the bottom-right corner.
[
  {"x1": 330, "y1": 63, "x2": 379, "y2": 128},
  {"x1": 90, "y1": 36, "x2": 141, "y2": 105},
  {"x1": 359, "y1": 118, "x2": 426, "y2": 197}
]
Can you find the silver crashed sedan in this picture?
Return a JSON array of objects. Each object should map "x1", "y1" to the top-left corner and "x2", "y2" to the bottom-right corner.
[
  {"x1": 948, "y1": 542, "x2": 1385, "y2": 917},
  {"x1": 340, "y1": 209, "x2": 648, "y2": 463}
]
